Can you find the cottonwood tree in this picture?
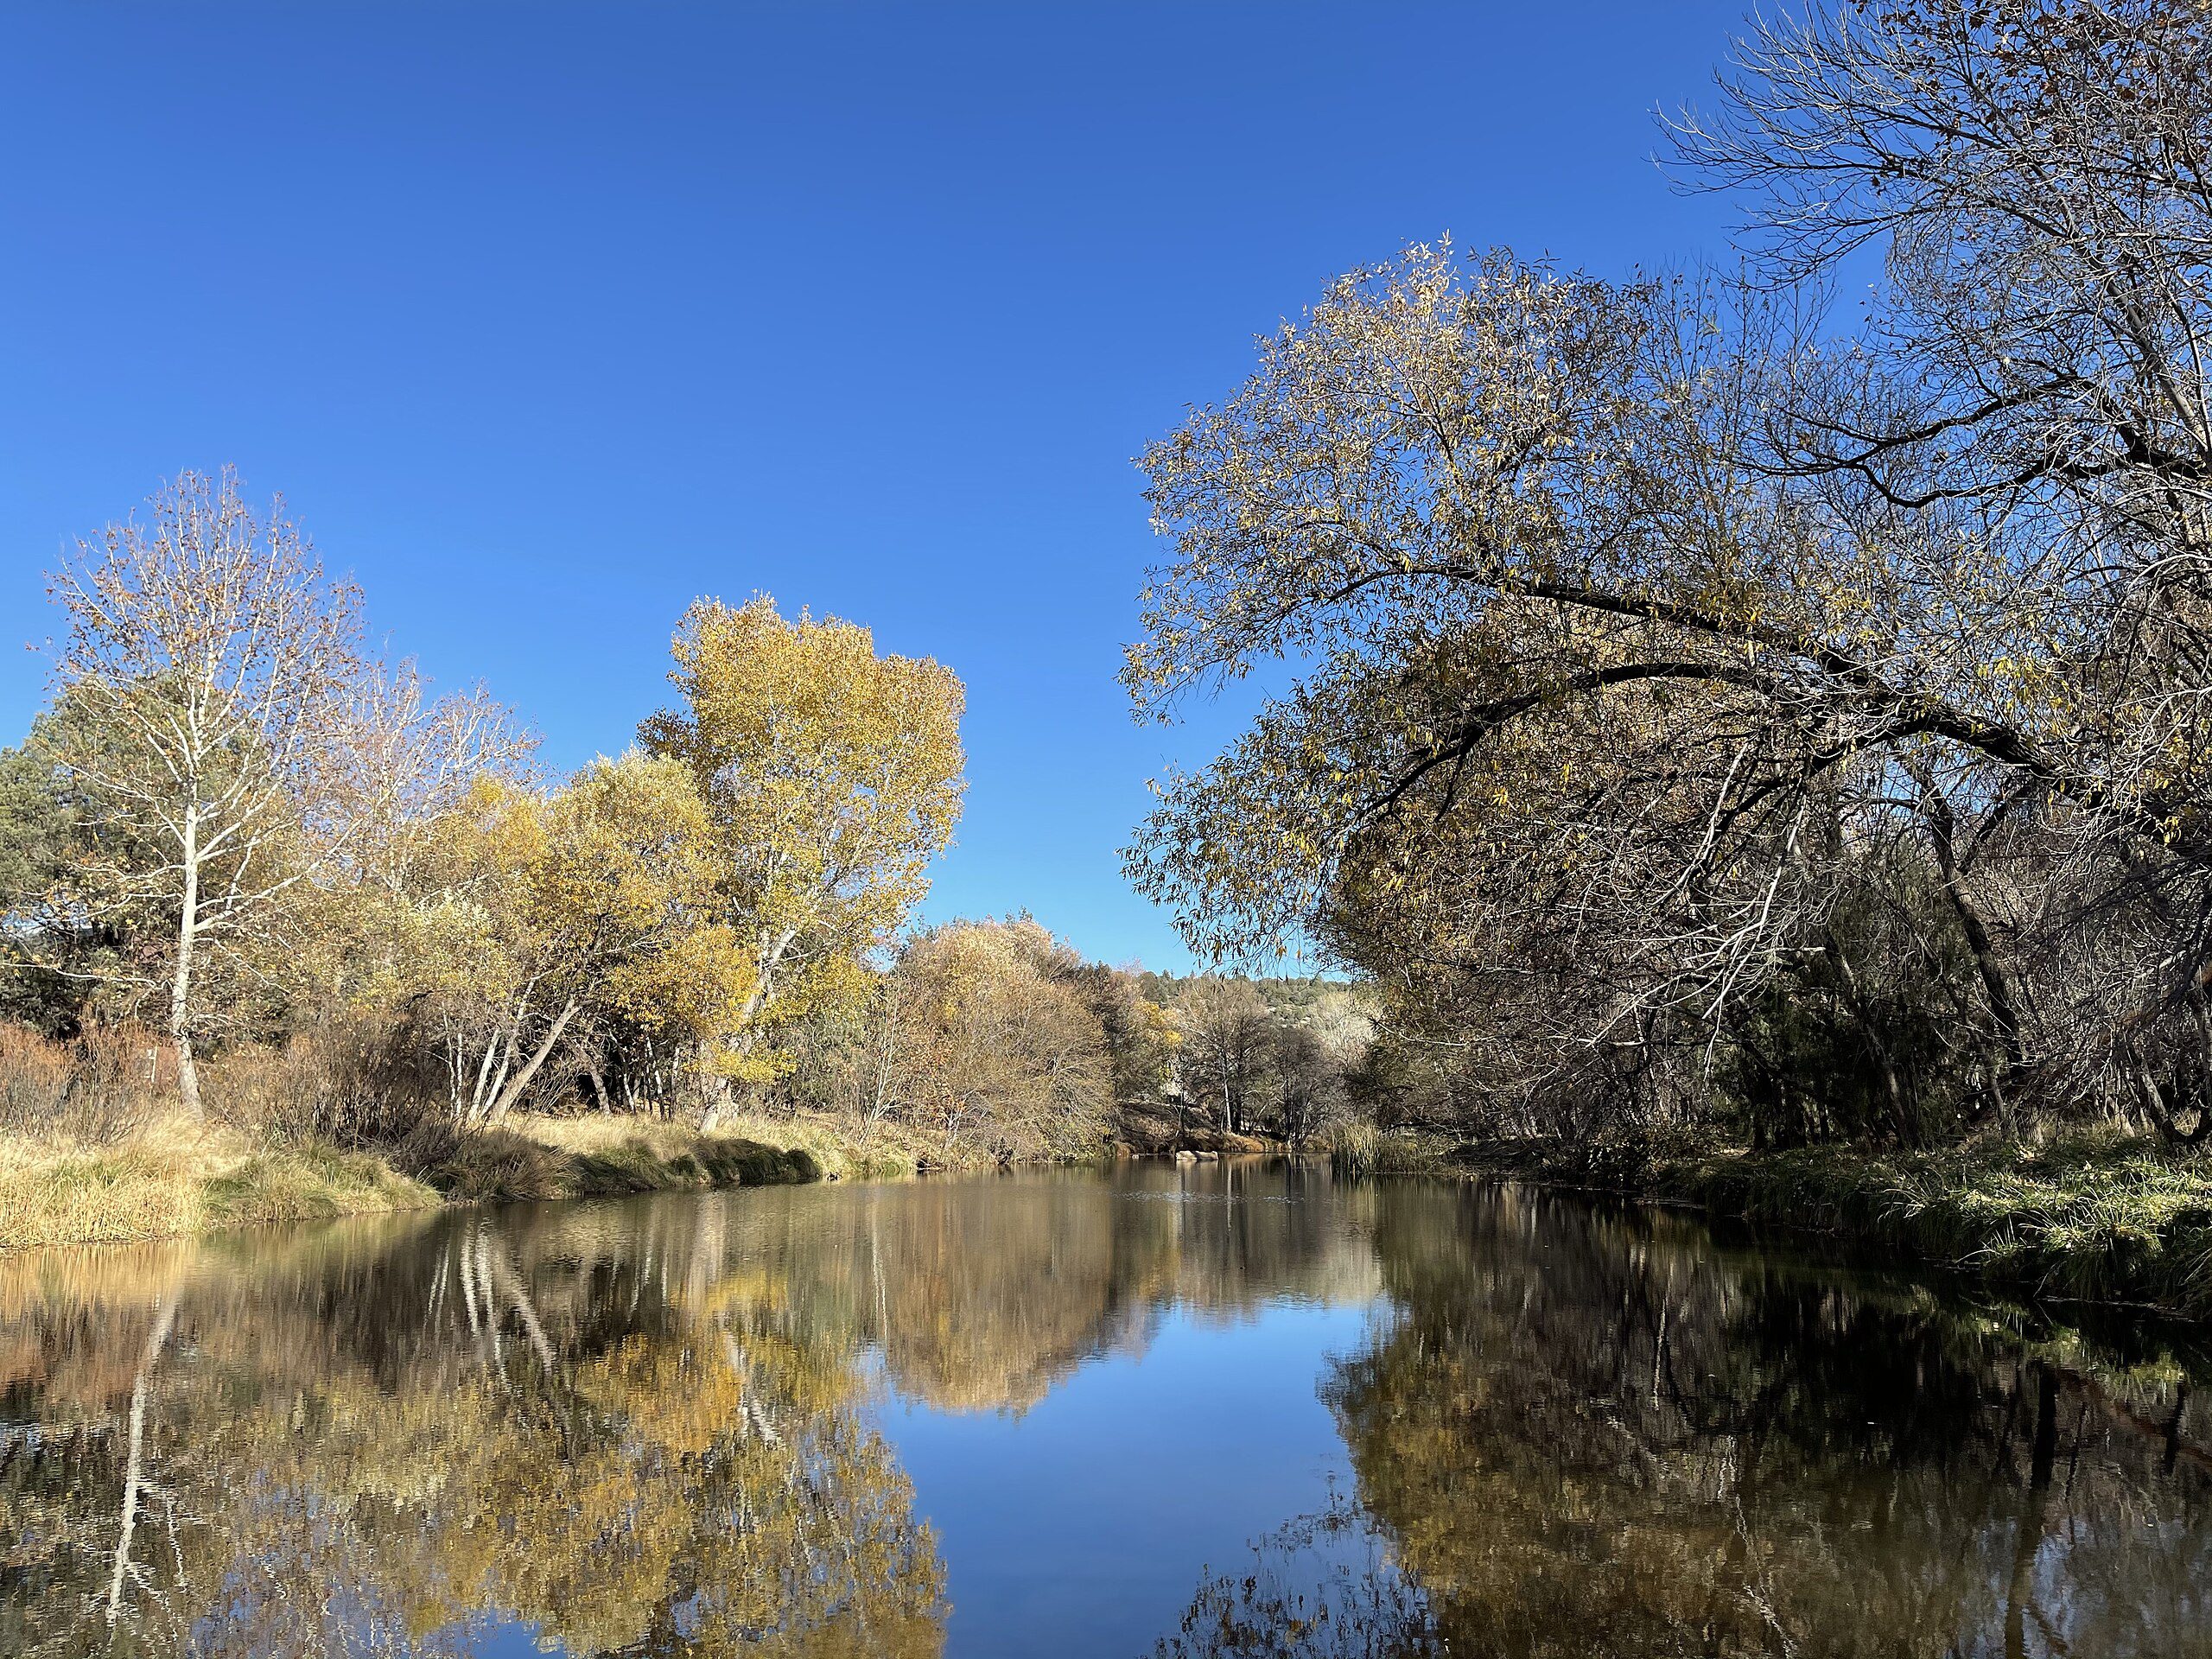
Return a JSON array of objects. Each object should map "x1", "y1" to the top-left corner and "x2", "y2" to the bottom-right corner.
[
  {"x1": 41, "y1": 470, "x2": 364, "y2": 1115},
  {"x1": 1123, "y1": 246, "x2": 2077, "y2": 1140},
  {"x1": 1176, "y1": 977, "x2": 1273, "y2": 1137},
  {"x1": 295, "y1": 657, "x2": 535, "y2": 1024},
  {"x1": 887, "y1": 918, "x2": 1112, "y2": 1159},
  {"x1": 1070, "y1": 958, "x2": 1182, "y2": 1106},
  {"x1": 641, "y1": 596, "x2": 965, "y2": 1128},
  {"x1": 1669, "y1": 0, "x2": 2212, "y2": 1128}
]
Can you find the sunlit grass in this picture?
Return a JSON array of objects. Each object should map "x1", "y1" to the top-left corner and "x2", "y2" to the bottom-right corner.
[
  {"x1": 435, "y1": 1112, "x2": 820, "y2": 1201},
  {"x1": 0, "y1": 1116, "x2": 440, "y2": 1252},
  {"x1": 0, "y1": 1109, "x2": 831, "y2": 1253},
  {"x1": 1683, "y1": 1133, "x2": 2212, "y2": 1313}
]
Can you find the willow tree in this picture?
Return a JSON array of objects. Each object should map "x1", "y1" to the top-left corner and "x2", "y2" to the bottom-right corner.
[
  {"x1": 641, "y1": 596, "x2": 965, "y2": 1128},
  {"x1": 41, "y1": 470, "x2": 363, "y2": 1116}
]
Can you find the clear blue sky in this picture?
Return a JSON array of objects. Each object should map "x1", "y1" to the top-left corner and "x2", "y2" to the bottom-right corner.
[{"x1": 1, "y1": 2, "x2": 1747, "y2": 972}]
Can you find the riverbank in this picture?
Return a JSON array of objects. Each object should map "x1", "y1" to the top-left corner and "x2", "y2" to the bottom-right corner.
[
  {"x1": 0, "y1": 1112, "x2": 833, "y2": 1253},
  {"x1": 1434, "y1": 1128, "x2": 2212, "y2": 1320}
]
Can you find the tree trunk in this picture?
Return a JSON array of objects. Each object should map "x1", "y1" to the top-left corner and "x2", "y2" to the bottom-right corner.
[
  {"x1": 698, "y1": 1071, "x2": 734, "y2": 1134},
  {"x1": 2004, "y1": 1368, "x2": 2060, "y2": 1659},
  {"x1": 106, "y1": 1296, "x2": 177, "y2": 1630},
  {"x1": 1917, "y1": 770, "x2": 2027, "y2": 1100},
  {"x1": 485, "y1": 999, "x2": 582, "y2": 1126},
  {"x1": 696, "y1": 928, "x2": 797, "y2": 1132},
  {"x1": 169, "y1": 807, "x2": 202, "y2": 1119}
]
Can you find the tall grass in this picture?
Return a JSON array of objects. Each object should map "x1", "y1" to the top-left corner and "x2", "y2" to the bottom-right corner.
[
  {"x1": 0, "y1": 1113, "x2": 441, "y2": 1252},
  {"x1": 0, "y1": 1020, "x2": 446, "y2": 1250},
  {"x1": 432, "y1": 1112, "x2": 819, "y2": 1201},
  {"x1": 0, "y1": 1022, "x2": 843, "y2": 1252},
  {"x1": 1681, "y1": 1135, "x2": 2212, "y2": 1314},
  {"x1": 1325, "y1": 1119, "x2": 1446, "y2": 1176}
]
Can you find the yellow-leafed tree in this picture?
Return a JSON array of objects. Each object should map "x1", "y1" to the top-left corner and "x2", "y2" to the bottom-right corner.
[
  {"x1": 405, "y1": 751, "x2": 724, "y2": 1127},
  {"x1": 641, "y1": 596, "x2": 964, "y2": 1127}
]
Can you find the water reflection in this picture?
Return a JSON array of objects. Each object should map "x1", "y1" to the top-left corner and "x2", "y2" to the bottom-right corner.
[
  {"x1": 1323, "y1": 1185, "x2": 2212, "y2": 1658},
  {"x1": 3, "y1": 1163, "x2": 2209, "y2": 1656}
]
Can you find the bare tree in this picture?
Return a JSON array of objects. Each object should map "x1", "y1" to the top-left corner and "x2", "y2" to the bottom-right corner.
[
  {"x1": 42, "y1": 469, "x2": 363, "y2": 1116},
  {"x1": 1178, "y1": 977, "x2": 1272, "y2": 1138}
]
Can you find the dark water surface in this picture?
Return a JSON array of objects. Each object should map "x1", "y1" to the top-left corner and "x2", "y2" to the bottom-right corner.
[{"x1": 4, "y1": 1160, "x2": 2209, "y2": 1657}]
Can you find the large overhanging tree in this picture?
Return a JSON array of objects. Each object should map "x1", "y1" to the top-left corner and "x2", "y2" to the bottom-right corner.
[{"x1": 1126, "y1": 3, "x2": 2212, "y2": 1141}]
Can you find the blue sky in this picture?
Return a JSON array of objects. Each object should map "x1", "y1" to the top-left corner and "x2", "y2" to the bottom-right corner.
[{"x1": 1, "y1": 2, "x2": 1749, "y2": 972}]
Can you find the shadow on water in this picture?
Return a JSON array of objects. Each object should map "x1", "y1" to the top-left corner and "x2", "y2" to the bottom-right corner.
[{"x1": 2, "y1": 1159, "x2": 2208, "y2": 1656}]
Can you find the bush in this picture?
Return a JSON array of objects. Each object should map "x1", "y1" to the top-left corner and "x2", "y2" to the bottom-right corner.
[
  {"x1": 0, "y1": 1020, "x2": 171, "y2": 1145},
  {"x1": 204, "y1": 1010, "x2": 451, "y2": 1151},
  {"x1": 0, "y1": 1022, "x2": 69, "y2": 1131}
]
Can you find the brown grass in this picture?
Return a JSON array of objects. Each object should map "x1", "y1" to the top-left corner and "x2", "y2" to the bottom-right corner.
[
  {"x1": 700, "y1": 1108, "x2": 1032, "y2": 1179},
  {"x1": 0, "y1": 1027, "x2": 972, "y2": 1254},
  {"x1": 0, "y1": 1114, "x2": 441, "y2": 1253},
  {"x1": 435, "y1": 1111, "x2": 821, "y2": 1202}
]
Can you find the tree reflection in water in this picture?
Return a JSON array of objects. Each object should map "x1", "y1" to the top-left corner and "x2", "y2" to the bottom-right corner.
[
  {"x1": 3, "y1": 1163, "x2": 2209, "y2": 1657},
  {"x1": 1150, "y1": 1494, "x2": 1443, "y2": 1659},
  {"x1": 1321, "y1": 1183, "x2": 2212, "y2": 1658},
  {"x1": 0, "y1": 1209, "x2": 947, "y2": 1658}
]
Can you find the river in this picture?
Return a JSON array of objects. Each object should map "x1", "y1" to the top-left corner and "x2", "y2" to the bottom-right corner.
[{"x1": 3, "y1": 1158, "x2": 2208, "y2": 1656}]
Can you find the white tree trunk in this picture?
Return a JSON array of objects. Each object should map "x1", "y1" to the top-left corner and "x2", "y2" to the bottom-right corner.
[
  {"x1": 169, "y1": 807, "x2": 202, "y2": 1119},
  {"x1": 106, "y1": 1296, "x2": 177, "y2": 1629},
  {"x1": 484, "y1": 998, "x2": 582, "y2": 1127}
]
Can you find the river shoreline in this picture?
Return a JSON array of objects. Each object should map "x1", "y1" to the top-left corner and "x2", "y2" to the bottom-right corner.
[
  {"x1": 0, "y1": 1101, "x2": 1264, "y2": 1255},
  {"x1": 1430, "y1": 1129, "x2": 2212, "y2": 1323},
  {"x1": 17, "y1": 1114, "x2": 2211, "y2": 1337},
  {"x1": 0, "y1": 1111, "x2": 951, "y2": 1253}
]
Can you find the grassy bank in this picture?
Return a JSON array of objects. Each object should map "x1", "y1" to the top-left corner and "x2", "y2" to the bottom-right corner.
[
  {"x1": 0, "y1": 1112, "x2": 825, "y2": 1254},
  {"x1": 1435, "y1": 1128, "x2": 2212, "y2": 1320},
  {"x1": 0, "y1": 1121, "x2": 440, "y2": 1251}
]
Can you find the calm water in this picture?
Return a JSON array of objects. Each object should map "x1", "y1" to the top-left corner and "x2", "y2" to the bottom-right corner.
[{"x1": 4, "y1": 1160, "x2": 2209, "y2": 1657}]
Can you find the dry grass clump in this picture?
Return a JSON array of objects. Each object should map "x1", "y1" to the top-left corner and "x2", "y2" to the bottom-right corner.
[
  {"x1": 200, "y1": 1141, "x2": 440, "y2": 1230},
  {"x1": 435, "y1": 1112, "x2": 818, "y2": 1202},
  {"x1": 705, "y1": 1108, "x2": 995, "y2": 1179},
  {"x1": 0, "y1": 1113, "x2": 441, "y2": 1253},
  {"x1": 0, "y1": 1027, "x2": 843, "y2": 1253},
  {"x1": 0, "y1": 1116, "x2": 212, "y2": 1249},
  {"x1": 0, "y1": 1019, "x2": 448, "y2": 1252},
  {"x1": 1323, "y1": 1120, "x2": 1447, "y2": 1175}
]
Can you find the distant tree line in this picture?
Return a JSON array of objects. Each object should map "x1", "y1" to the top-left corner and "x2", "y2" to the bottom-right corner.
[{"x1": 1127, "y1": 2, "x2": 2212, "y2": 1154}]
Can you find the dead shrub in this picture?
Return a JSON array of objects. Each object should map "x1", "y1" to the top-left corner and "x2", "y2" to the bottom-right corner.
[
  {"x1": 0, "y1": 1023, "x2": 72, "y2": 1133},
  {"x1": 205, "y1": 1009, "x2": 451, "y2": 1151},
  {"x1": 0, "y1": 1020, "x2": 171, "y2": 1144}
]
